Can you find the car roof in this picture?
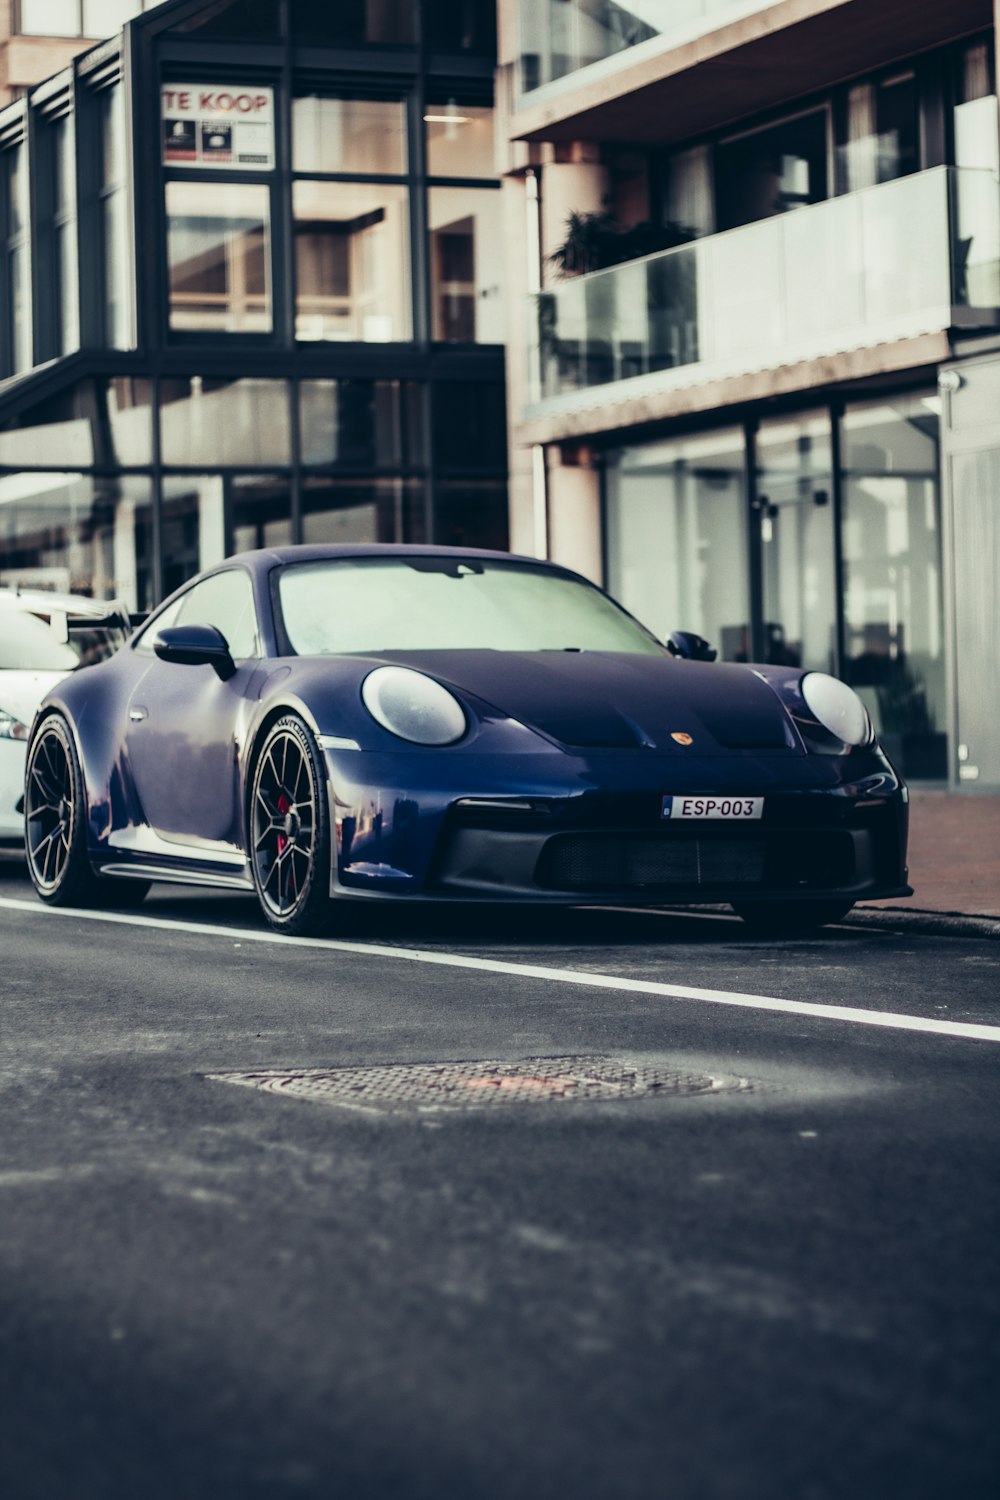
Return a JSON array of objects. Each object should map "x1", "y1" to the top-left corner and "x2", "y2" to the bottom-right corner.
[{"x1": 216, "y1": 542, "x2": 569, "y2": 573}]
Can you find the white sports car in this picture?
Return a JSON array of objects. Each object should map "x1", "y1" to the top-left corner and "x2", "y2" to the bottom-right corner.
[{"x1": 0, "y1": 590, "x2": 132, "y2": 843}]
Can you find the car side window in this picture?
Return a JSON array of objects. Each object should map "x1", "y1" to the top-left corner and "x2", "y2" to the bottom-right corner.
[{"x1": 137, "y1": 570, "x2": 260, "y2": 661}]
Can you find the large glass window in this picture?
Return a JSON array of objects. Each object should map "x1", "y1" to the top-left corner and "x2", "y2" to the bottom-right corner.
[
  {"x1": 434, "y1": 479, "x2": 508, "y2": 551},
  {"x1": 425, "y1": 102, "x2": 495, "y2": 179},
  {"x1": 230, "y1": 476, "x2": 293, "y2": 555},
  {"x1": 756, "y1": 412, "x2": 837, "y2": 672},
  {"x1": 98, "y1": 86, "x2": 132, "y2": 348},
  {"x1": 605, "y1": 429, "x2": 751, "y2": 659},
  {"x1": 840, "y1": 393, "x2": 946, "y2": 779},
  {"x1": 293, "y1": 180, "x2": 411, "y2": 343},
  {"x1": 300, "y1": 380, "x2": 424, "y2": 468},
  {"x1": 292, "y1": 96, "x2": 407, "y2": 176},
  {"x1": 3, "y1": 142, "x2": 32, "y2": 375},
  {"x1": 0, "y1": 473, "x2": 153, "y2": 609},
  {"x1": 428, "y1": 187, "x2": 504, "y2": 343},
  {"x1": 302, "y1": 478, "x2": 425, "y2": 545},
  {"x1": 287, "y1": 0, "x2": 416, "y2": 45},
  {"x1": 51, "y1": 115, "x2": 80, "y2": 356},
  {"x1": 715, "y1": 108, "x2": 829, "y2": 232},
  {"x1": 838, "y1": 71, "x2": 920, "y2": 193},
  {"x1": 166, "y1": 181, "x2": 271, "y2": 334},
  {"x1": 19, "y1": 1, "x2": 159, "y2": 37},
  {"x1": 160, "y1": 378, "x2": 290, "y2": 467},
  {"x1": 160, "y1": 475, "x2": 227, "y2": 597},
  {"x1": 0, "y1": 379, "x2": 152, "y2": 469},
  {"x1": 425, "y1": 0, "x2": 496, "y2": 54}
]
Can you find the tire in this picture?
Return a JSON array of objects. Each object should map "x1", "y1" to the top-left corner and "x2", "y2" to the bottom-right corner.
[
  {"x1": 249, "y1": 715, "x2": 333, "y2": 936},
  {"x1": 25, "y1": 715, "x2": 150, "y2": 910},
  {"x1": 730, "y1": 899, "x2": 854, "y2": 935}
]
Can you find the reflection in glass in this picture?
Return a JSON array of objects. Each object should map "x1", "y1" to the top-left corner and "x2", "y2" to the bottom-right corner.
[
  {"x1": 756, "y1": 412, "x2": 836, "y2": 672},
  {"x1": 300, "y1": 380, "x2": 424, "y2": 467},
  {"x1": 841, "y1": 393, "x2": 946, "y2": 779},
  {"x1": 0, "y1": 379, "x2": 152, "y2": 469},
  {"x1": 715, "y1": 108, "x2": 828, "y2": 231},
  {"x1": 429, "y1": 187, "x2": 504, "y2": 342},
  {"x1": 0, "y1": 472, "x2": 153, "y2": 609},
  {"x1": 426, "y1": 0, "x2": 496, "y2": 54},
  {"x1": 293, "y1": 96, "x2": 407, "y2": 176},
  {"x1": 50, "y1": 116, "x2": 80, "y2": 355},
  {"x1": 426, "y1": 103, "x2": 495, "y2": 179},
  {"x1": 100, "y1": 86, "x2": 132, "y2": 348},
  {"x1": 231, "y1": 475, "x2": 293, "y2": 555},
  {"x1": 605, "y1": 430, "x2": 750, "y2": 659},
  {"x1": 160, "y1": 378, "x2": 290, "y2": 467},
  {"x1": 4, "y1": 143, "x2": 32, "y2": 374},
  {"x1": 167, "y1": 182, "x2": 271, "y2": 333},
  {"x1": 433, "y1": 382, "x2": 507, "y2": 470},
  {"x1": 172, "y1": 0, "x2": 279, "y2": 36},
  {"x1": 294, "y1": 181, "x2": 411, "y2": 343},
  {"x1": 161, "y1": 475, "x2": 227, "y2": 598},
  {"x1": 302, "y1": 477, "x2": 424, "y2": 545},
  {"x1": 434, "y1": 479, "x2": 509, "y2": 551}
]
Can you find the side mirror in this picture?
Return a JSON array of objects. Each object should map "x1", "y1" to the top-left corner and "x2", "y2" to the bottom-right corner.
[
  {"x1": 153, "y1": 623, "x2": 236, "y2": 680},
  {"x1": 667, "y1": 630, "x2": 717, "y2": 662}
]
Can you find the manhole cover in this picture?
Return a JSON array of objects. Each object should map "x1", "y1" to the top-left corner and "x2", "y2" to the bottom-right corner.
[{"x1": 207, "y1": 1057, "x2": 757, "y2": 1113}]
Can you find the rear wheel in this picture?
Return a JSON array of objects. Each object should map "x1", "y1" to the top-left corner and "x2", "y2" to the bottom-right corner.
[
  {"x1": 250, "y1": 715, "x2": 332, "y2": 936},
  {"x1": 731, "y1": 899, "x2": 854, "y2": 935},
  {"x1": 25, "y1": 715, "x2": 150, "y2": 909}
]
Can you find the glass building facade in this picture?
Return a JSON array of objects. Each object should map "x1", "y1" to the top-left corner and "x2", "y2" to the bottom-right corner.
[{"x1": 0, "y1": 0, "x2": 507, "y2": 610}]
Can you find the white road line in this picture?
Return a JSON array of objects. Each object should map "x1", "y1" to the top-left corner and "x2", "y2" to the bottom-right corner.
[{"x1": 2, "y1": 895, "x2": 999, "y2": 1045}]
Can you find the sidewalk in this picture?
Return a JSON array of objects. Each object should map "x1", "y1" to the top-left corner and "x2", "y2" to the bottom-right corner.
[{"x1": 860, "y1": 789, "x2": 1000, "y2": 925}]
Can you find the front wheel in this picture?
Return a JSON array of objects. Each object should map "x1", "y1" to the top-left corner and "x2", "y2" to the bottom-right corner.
[
  {"x1": 730, "y1": 899, "x2": 854, "y2": 935},
  {"x1": 25, "y1": 715, "x2": 150, "y2": 909},
  {"x1": 250, "y1": 716, "x2": 333, "y2": 936}
]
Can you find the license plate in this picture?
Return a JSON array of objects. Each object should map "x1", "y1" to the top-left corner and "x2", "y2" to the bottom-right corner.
[{"x1": 661, "y1": 795, "x2": 764, "y2": 820}]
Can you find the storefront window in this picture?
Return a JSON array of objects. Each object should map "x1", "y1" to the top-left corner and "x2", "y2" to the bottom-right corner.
[
  {"x1": 605, "y1": 429, "x2": 750, "y2": 658},
  {"x1": 428, "y1": 187, "x2": 504, "y2": 343},
  {"x1": 160, "y1": 378, "x2": 290, "y2": 467},
  {"x1": 841, "y1": 394, "x2": 946, "y2": 779},
  {"x1": 293, "y1": 96, "x2": 407, "y2": 176},
  {"x1": 293, "y1": 180, "x2": 411, "y2": 343},
  {"x1": 301, "y1": 477, "x2": 425, "y2": 545},
  {"x1": 756, "y1": 412, "x2": 837, "y2": 671},
  {"x1": 432, "y1": 381, "x2": 507, "y2": 469},
  {"x1": 300, "y1": 380, "x2": 424, "y2": 467},
  {"x1": 0, "y1": 472, "x2": 153, "y2": 609},
  {"x1": 167, "y1": 181, "x2": 271, "y2": 334}
]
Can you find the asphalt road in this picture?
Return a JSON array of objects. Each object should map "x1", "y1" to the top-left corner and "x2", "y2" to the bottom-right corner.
[{"x1": 1, "y1": 853, "x2": 998, "y2": 1500}]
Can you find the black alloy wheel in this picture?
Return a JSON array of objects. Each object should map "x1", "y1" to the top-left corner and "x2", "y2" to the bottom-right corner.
[
  {"x1": 250, "y1": 715, "x2": 332, "y2": 935},
  {"x1": 25, "y1": 715, "x2": 149, "y2": 908}
]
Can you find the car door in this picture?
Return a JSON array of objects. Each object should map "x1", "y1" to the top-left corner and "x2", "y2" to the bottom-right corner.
[{"x1": 124, "y1": 568, "x2": 261, "y2": 850}]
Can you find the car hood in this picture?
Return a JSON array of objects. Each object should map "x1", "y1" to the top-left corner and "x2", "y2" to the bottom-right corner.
[
  {"x1": 375, "y1": 650, "x2": 799, "y2": 754},
  {"x1": 0, "y1": 670, "x2": 68, "y2": 727}
]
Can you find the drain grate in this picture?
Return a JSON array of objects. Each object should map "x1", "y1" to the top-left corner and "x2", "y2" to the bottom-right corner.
[{"x1": 208, "y1": 1057, "x2": 757, "y2": 1113}]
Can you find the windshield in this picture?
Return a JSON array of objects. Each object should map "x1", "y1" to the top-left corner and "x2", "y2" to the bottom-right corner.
[
  {"x1": 277, "y1": 558, "x2": 665, "y2": 656},
  {"x1": 0, "y1": 607, "x2": 128, "y2": 672}
]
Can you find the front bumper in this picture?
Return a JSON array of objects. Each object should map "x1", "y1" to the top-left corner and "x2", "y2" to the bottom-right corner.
[{"x1": 325, "y1": 747, "x2": 910, "y2": 906}]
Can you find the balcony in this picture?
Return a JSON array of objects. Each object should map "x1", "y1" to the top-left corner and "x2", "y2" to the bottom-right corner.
[
  {"x1": 529, "y1": 168, "x2": 1000, "y2": 420},
  {"x1": 517, "y1": 0, "x2": 772, "y2": 100}
]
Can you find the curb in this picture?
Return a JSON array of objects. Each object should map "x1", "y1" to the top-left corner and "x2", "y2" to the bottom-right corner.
[{"x1": 849, "y1": 906, "x2": 1000, "y2": 940}]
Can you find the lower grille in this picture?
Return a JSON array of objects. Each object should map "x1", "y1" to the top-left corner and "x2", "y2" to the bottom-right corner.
[{"x1": 536, "y1": 834, "x2": 766, "y2": 892}]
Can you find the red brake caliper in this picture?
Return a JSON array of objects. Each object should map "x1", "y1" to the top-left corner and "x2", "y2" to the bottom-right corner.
[{"x1": 276, "y1": 793, "x2": 291, "y2": 857}]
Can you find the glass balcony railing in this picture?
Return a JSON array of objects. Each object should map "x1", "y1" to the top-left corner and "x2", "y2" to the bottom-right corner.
[
  {"x1": 530, "y1": 168, "x2": 1000, "y2": 411},
  {"x1": 518, "y1": 0, "x2": 772, "y2": 98}
]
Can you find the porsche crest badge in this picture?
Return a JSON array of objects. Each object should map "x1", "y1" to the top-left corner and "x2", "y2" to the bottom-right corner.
[{"x1": 671, "y1": 732, "x2": 694, "y2": 746}]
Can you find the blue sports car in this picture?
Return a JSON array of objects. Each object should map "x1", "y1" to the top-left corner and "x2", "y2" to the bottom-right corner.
[{"x1": 24, "y1": 544, "x2": 910, "y2": 935}]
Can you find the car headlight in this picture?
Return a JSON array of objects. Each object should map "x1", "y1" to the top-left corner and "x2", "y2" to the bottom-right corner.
[
  {"x1": 361, "y1": 666, "x2": 467, "y2": 746},
  {"x1": 0, "y1": 709, "x2": 29, "y2": 742},
  {"x1": 800, "y1": 673, "x2": 873, "y2": 748}
]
